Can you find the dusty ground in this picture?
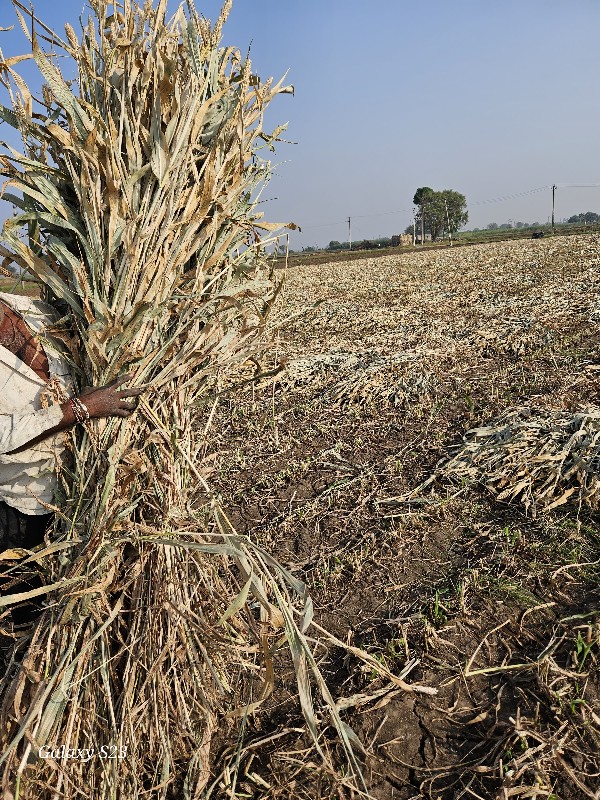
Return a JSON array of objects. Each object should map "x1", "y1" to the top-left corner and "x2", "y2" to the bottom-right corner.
[{"x1": 209, "y1": 234, "x2": 599, "y2": 799}]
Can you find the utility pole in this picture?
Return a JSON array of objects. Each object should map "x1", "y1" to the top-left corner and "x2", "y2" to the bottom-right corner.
[
  {"x1": 444, "y1": 199, "x2": 453, "y2": 247},
  {"x1": 348, "y1": 216, "x2": 352, "y2": 251},
  {"x1": 551, "y1": 184, "x2": 557, "y2": 233},
  {"x1": 412, "y1": 207, "x2": 416, "y2": 246}
]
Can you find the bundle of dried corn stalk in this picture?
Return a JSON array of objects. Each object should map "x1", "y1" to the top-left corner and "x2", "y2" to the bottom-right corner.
[{"x1": 0, "y1": 3, "x2": 371, "y2": 798}]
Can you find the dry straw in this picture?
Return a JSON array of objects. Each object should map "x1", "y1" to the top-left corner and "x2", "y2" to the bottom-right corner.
[
  {"x1": 384, "y1": 406, "x2": 600, "y2": 516},
  {"x1": 436, "y1": 406, "x2": 600, "y2": 514},
  {"x1": 0, "y1": 2, "x2": 381, "y2": 797}
]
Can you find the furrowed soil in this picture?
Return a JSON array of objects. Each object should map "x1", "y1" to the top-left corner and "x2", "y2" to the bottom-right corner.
[{"x1": 209, "y1": 234, "x2": 599, "y2": 799}]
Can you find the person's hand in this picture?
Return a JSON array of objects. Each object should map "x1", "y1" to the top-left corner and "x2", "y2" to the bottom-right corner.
[{"x1": 77, "y1": 373, "x2": 145, "y2": 419}]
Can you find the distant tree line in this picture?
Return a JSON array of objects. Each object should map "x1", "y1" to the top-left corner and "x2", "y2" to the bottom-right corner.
[
  {"x1": 481, "y1": 221, "x2": 541, "y2": 231},
  {"x1": 468, "y1": 212, "x2": 600, "y2": 232},
  {"x1": 326, "y1": 235, "x2": 408, "y2": 251},
  {"x1": 566, "y1": 211, "x2": 600, "y2": 224},
  {"x1": 301, "y1": 209, "x2": 600, "y2": 255}
]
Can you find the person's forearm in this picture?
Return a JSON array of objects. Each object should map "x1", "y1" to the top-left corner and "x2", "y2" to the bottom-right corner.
[
  {"x1": 7, "y1": 401, "x2": 80, "y2": 455},
  {"x1": 2, "y1": 373, "x2": 144, "y2": 456},
  {"x1": 2, "y1": 402, "x2": 78, "y2": 456}
]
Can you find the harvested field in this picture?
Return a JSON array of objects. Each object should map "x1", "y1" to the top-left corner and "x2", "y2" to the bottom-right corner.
[{"x1": 208, "y1": 233, "x2": 600, "y2": 799}]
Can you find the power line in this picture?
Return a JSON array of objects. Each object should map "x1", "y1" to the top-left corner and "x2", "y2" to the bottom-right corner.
[
  {"x1": 299, "y1": 183, "x2": 600, "y2": 232},
  {"x1": 467, "y1": 185, "x2": 549, "y2": 207}
]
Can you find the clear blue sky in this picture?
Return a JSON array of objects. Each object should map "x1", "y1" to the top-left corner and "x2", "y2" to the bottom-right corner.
[{"x1": 1, "y1": 0, "x2": 600, "y2": 248}]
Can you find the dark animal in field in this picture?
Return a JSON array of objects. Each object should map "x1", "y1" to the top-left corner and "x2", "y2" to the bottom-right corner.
[{"x1": 532, "y1": 231, "x2": 545, "y2": 239}]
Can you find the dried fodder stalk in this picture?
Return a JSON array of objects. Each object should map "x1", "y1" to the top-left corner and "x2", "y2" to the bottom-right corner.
[
  {"x1": 468, "y1": 318, "x2": 554, "y2": 358},
  {"x1": 394, "y1": 406, "x2": 600, "y2": 516},
  {"x1": 281, "y1": 349, "x2": 438, "y2": 409},
  {"x1": 1, "y1": 1, "x2": 429, "y2": 792},
  {"x1": 0, "y1": 2, "x2": 359, "y2": 798},
  {"x1": 444, "y1": 406, "x2": 600, "y2": 513}
]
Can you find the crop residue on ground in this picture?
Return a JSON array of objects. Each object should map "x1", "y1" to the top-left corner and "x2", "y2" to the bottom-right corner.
[{"x1": 209, "y1": 234, "x2": 599, "y2": 800}]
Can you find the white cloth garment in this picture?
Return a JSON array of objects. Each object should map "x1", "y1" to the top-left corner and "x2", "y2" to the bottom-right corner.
[{"x1": 0, "y1": 292, "x2": 74, "y2": 515}]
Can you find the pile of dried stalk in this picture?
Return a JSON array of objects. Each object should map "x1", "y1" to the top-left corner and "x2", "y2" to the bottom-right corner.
[
  {"x1": 282, "y1": 349, "x2": 437, "y2": 408},
  {"x1": 0, "y1": 2, "x2": 375, "y2": 797},
  {"x1": 385, "y1": 405, "x2": 600, "y2": 516},
  {"x1": 434, "y1": 405, "x2": 600, "y2": 514}
]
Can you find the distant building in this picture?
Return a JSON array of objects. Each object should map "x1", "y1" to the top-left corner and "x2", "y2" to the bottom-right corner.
[{"x1": 391, "y1": 234, "x2": 414, "y2": 247}]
